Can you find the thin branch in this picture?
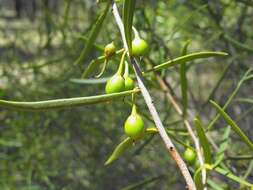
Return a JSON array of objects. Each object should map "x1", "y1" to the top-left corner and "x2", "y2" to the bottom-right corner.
[
  {"x1": 111, "y1": 2, "x2": 196, "y2": 190},
  {"x1": 156, "y1": 75, "x2": 207, "y2": 189}
]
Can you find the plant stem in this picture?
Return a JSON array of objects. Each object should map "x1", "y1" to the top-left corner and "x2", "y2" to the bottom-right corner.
[
  {"x1": 156, "y1": 75, "x2": 207, "y2": 190},
  {"x1": 111, "y1": 2, "x2": 196, "y2": 190}
]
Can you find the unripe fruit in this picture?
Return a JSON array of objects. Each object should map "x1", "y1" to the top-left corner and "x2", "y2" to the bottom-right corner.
[
  {"x1": 183, "y1": 148, "x2": 196, "y2": 164},
  {"x1": 124, "y1": 105, "x2": 144, "y2": 140},
  {"x1": 104, "y1": 42, "x2": 116, "y2": 59},
  {"x1": 124, "y1": 76, "x2": 135, "y2": 91},
  {"x1": 105, "y1": 74, "x2": 125, "y2": 94},
  {"x1": 131, "y1": 38, "x2": 148, "y2": 56}
]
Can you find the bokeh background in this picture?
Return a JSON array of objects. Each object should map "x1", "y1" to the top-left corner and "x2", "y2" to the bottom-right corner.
[{"x1": 0, "y1": 0, "x2": 252, "y2": 189}]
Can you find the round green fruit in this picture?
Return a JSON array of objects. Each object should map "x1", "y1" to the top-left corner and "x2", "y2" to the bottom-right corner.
[
  {"x1": 131, "y1": 38, "x2": 148, "y2": 56},
  {"x1": 104, "y1": 42, "x2": 116, "y2": 58},
  {"x1": 105, "y1": 74, "x2": 125, "y2": 94},
  {"x1": 124, "y1": 113, "x2": 144, "y2": 140},
  {"x1": 183, "y1": 148, "x2": 196, "y2": 164},
  {"x1": 124, "y1": 76, "x2": 135, "y2": 91}
]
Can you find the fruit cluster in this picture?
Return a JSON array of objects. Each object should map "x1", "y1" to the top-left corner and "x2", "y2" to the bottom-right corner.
[
  {"x1": 97, "y1": 29, "x2": 148, "y2": 140},
  {"x1": 104, "y1": 35, "x2": 148, "y2": 94},
  {"x1": 105, "y1": 73, "x2": 135, "y2": 94}
]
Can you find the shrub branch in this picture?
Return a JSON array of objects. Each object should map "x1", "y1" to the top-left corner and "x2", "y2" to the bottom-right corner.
[{"x1": 112, "y1": 2, "x2": 196, "y2": 190}]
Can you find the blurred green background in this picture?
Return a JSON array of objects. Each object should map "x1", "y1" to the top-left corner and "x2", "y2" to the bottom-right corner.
[{"x1": 0, "y1": 0, "x2": 252, "y2": 189}]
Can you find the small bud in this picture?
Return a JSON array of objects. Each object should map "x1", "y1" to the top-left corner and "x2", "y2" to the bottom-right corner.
[{"x1": 104, "y1": 42, "x2": 116, "y2": 59}]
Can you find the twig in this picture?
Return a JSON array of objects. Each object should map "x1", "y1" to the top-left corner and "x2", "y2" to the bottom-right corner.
[
  {"x1": 111, "y1": 2, "x2": 196, "y2": 190},
  {"x1": 156, "y1": 75, "x2": 207, "y2": 189}
]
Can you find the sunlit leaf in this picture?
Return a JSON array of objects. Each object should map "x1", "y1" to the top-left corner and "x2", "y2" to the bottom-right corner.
[
  {"x1": 144, "y1": 51, "x2": 228, "y2": 73},
  {"x1": 194, "y1": 117, "x2": 211, "y2": 164}
]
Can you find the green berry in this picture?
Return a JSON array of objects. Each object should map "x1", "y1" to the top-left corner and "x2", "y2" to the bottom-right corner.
[
  {"x1": 124, "y1": 76, "x2": 135, "y2": 91},
  {"x1": 183, "y1": 148, "x2": 196, "y2": 164},
  {"x1": 131, "y1": 38, "x2": 148, "y2": 56},
  {"x1": 105, "y1": 74, "x2": 125, "y2": 94},
  {"x1": 124, "y1": 105, "x2": 144, "y2": 140},
  {"x1": 104, "y1": 42, "x2": 116, "y2": 58},
  {"x1": 124, "y1": 113, "x2": 144, "y2": 140}
]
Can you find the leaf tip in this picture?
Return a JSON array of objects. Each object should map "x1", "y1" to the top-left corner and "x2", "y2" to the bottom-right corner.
[{"x1": 104, "y1": 159, "x2": 111, "y2": 166}]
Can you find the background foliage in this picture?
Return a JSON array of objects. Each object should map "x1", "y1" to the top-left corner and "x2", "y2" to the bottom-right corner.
[{"x1": 0, "y1": 0, "x2": 252, "y2": 189}]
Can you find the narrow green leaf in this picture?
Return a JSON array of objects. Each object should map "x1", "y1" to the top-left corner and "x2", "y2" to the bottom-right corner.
[
  {"x1": 81, "y1": 56, "x2": 105, "y2": 78},
  {"x1": 236, "y1": 98, "x2": 253, "y2": 104},
  {"x1": 243, "y1": 160, "x2": 253, "y2": 179},
  {"x1": 214, "y1": 167, "x2": 252, "y2": 187},
  {"x1": 82, "y1": 49, "x2": 124, "y2": 78},
  {"x1": 105, "y1": 137, "x2": 134, "y2": 165},
  {"x1": 224, "y1": 34, "x2": 253, "y2": 53},
  {"x1": 123, "y1": 0, "x2": 136, "y2": 53},
  {"x1": 74, "y1": 2, "x2": 110, "y2": 65},
  {"x1": 180, "y1": 41, "x2": 190, "y2": 117},
  {"x1": 75, "y1": 35, "x2": 104, "y2": 52},
  {"x1": 194, "y1": 117, "x2": 212, "y2": 164},
  {"x1": 147, "y1": 127, "x2": 191, "y2": 149},
  {"x1": 207, "y1": 69, "x2": 252, "y2": 130},
  {"x1": 207, "y1": 179, "x2": 225, "y2": 190},
  {"x1": 194, "y1": 166, "x2": 204, "y2": 190},
  {"x1": 202, "y1": 61, "x2": 233, "y2": 107},
  {"x1": 210, "y1": 100, "x2": 253, "y2": 150},
  {"x1": 104, "y1": 127, "x2": 194, "y2": 165},
  {"x1": 245, "y1": 74, "x2": 253, "y2": 81},
  {"x1": 197, "y1": 164, "x2": 253, "y2": 188},
  {"x1": 120, "y1": 175, "x2": 164, "y2": 190},
  {"x1": 144, "y1": 51, "x2": 228, "y2": 73},
  {"x1": 70, "y1": 77, "x2": 109, "y2": 84},
  {"x1": 228, "y1": 155, "x2": 253, "y2": 160},
  {"x1": 105, "y1": 128, "x2": 158, "y2": 165},
  {"x1": 60, "y1": 0, "x2": 71, "y2": 39},
  {"x1": 0, "y1": 89, "x2": 139, "y2": 111},
  {"x1": 214, "y1": 126, "x2": 231, "y2": 167}
]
